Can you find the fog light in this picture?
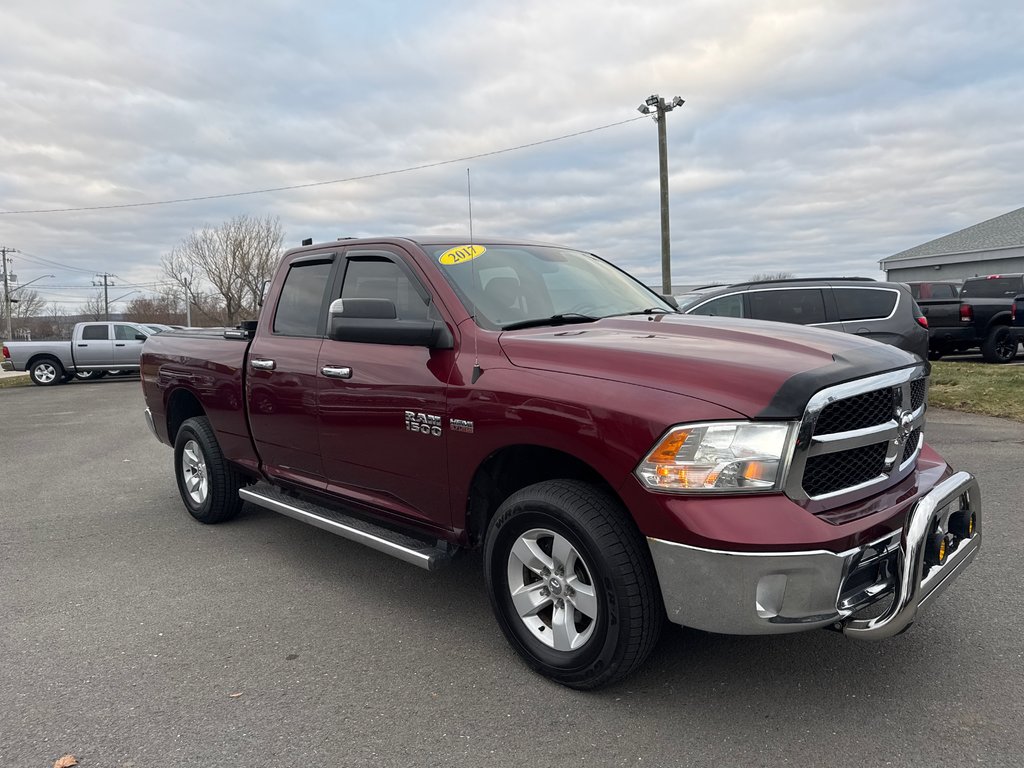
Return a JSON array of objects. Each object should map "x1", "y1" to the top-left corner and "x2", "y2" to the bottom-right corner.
[
  {"x1": 924, "y1": 531, "x2": 948, "y2": 567},
  {"x1": 949, "y1": 510, "x2": 975, "y2": 539}
]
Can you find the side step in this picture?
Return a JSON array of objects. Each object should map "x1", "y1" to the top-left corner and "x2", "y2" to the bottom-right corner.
[{"x1": 239, "y1": 482, "x2": 455, "y2": 571}]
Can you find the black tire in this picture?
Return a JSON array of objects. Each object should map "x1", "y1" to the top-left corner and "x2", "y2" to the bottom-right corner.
[
  {"x1": 980, "y1": 325, "x2": 1018, "y2": 364},
  {"x1": 173, "y1": 416, "x2": 245, "y2": 524},
  {"x1": 74, "y1": 370, "x2": 107, "y2": 381},
  {"x1": 483, "y1": 479, "x2": 663, "y2": 690},
  {"x1": 28, "y1": 357, "x2": 66, "y2": 386}
]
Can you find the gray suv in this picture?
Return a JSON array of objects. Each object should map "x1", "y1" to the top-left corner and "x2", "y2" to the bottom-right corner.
[{"x1": 675, "y1": 278, "x2": 929, "y2": 359}]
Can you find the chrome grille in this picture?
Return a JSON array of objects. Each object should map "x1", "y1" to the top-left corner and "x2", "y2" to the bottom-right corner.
[
  {"x1": 910, "y1": 379, "x2": 927, "y2": 410},
  {"x1": 786, "y1": 366, "x2": 929, "y2": 504},
  {"x1": 902, "y1": 428, "x2": 922, "y2": 463},
  {"x1": 814, "y1": 388, "x2": 895, "y2": 435},
  {"x1": 804, "y1": 443, "x2": 888, "y2": 497}
]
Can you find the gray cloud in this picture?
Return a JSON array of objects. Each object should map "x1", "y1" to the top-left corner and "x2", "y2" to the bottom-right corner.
[{"x1": 1, "y1": 0, "x2": 1022, "y2": 311}]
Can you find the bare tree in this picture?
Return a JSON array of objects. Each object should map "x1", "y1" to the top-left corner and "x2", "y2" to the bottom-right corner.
[
  {"x1": 161, "y1": 214, "x2": 284, "y2": 326},
  {"x1": 125, "y1": 295, "x2": 184, "y2": 325},
  {"x1": 749, "y1": 271, "x2": 795, "y2": 282},
  {"x1": 80, "y1": 291, "x2": 106, "y2": 321},
  {"x1": 11, "y1": 288, "x2": 46, "y2": 323},
  {"x1": 9, "y1": 288, "x2": 47, "y2": 339}
]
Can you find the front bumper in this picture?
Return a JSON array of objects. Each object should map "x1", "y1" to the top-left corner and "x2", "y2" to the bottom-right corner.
[{"x1": 648, "y1": 471, "x2": 981, "y2": 637}]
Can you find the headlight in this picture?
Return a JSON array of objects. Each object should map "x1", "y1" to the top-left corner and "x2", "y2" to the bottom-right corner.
[{"x1": 635, "y1": 421, "x2": 794, "y2": 493}]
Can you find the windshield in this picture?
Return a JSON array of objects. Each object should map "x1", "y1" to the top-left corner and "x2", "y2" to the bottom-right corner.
[{"x1": 425, "y1": 243, "x2": 673, "y2": 329}]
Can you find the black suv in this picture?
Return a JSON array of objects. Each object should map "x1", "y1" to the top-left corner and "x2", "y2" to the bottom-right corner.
[{"x1": 675, "y1": 278, "x2": 929, "y2": 359}]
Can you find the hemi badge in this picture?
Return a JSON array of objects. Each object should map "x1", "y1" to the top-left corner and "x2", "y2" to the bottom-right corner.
[{"x1": 450, "y1": 418, "x2": 474, "y2": 434}]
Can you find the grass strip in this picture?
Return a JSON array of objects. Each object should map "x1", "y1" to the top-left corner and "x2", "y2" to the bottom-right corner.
[{"x1": 929, "y1": 361, "x2": 1024, "y2": 423}]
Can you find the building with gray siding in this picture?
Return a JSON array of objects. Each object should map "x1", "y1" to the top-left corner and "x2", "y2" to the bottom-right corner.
[{"x1": 880, "y1": 205, "x2": 1024, "y2": 282}]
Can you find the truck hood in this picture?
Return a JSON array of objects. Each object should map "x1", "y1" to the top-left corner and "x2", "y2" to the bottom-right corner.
[{"x1": 497, "y1": 315, "x2": 918, "y2": 419}]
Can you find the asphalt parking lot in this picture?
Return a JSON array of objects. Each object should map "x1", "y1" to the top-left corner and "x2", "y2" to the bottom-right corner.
[{"x1": 1, "y1": 377, "x2": 1022, "y2": 767}]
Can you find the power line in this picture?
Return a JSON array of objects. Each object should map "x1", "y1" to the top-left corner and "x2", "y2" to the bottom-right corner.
[
  {"x1": 0, "y1": 116, "x2": 648, "y2": 216},
  {"x1": 16, "y1": 250, "x2": 99, "y2": 274}
]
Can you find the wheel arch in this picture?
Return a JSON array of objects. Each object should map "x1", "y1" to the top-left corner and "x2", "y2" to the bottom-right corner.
[
  {"x1": 166, "y1": 387, "x2": 206, "y2": 443},
  {"x1": 464, "y1": 444, "x2": 624, "y2": 548},
  {"x1": 983, "y1": 312, "x2": 1013, "y2": 334},
  {"x1": 26, "y1": 353, "x2": 65, "y2": 373}
]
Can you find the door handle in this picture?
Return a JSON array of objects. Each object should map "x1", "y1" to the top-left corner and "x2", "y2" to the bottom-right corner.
[
  {"x1": 321, "y1": 365, "x2": 352, "y2": 379},
  {"x1": 77, "y1": 344, "x2": 88, "y2": 347},
  {"x1": 251, "y1": 358, "x2": 276, "y2": 371},
  {"x1": 115, "y1": 343, "x2": 126, "y2": 347}
]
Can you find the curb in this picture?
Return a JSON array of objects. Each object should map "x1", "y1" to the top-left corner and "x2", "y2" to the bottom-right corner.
[{"x1": 0, "y1": 372, "x2": 31, "y2": 389}]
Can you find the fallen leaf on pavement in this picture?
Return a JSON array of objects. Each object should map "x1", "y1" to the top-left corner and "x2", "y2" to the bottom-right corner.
[
  {"x1": 54, "y1": 756, "x2": 78, "y2": 768},
  {"x1": 228, "y1": 692, "x2": 243, "y2": 698}
]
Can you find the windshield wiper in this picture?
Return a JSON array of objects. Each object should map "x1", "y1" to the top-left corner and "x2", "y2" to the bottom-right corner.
[
  {"x1": 501, "y1": 313, "x2": 600, "y2": 331},
  {"x1": 614, "y1": 307, "x2": 677, "y2": 316}
]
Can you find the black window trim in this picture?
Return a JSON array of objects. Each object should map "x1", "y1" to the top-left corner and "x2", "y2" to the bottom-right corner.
[{"x1": 271, "y1": 251, "x2": 339, "y2": 338}]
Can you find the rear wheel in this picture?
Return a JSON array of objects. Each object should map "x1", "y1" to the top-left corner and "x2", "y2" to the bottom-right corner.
[
  {"x1": 981, "y1": 325, "x2": 1018, "y2": 363},
  {"x1": 483, "y1": 480, "x2": 663, "y2": 689},
  {"x1": 74, "y1": 370, "x2": 107, "y2": 381},
  {"x1": 29, "y1": 357, "x2": 65, "y2": 386},
  {"x1": 173, "y1": 416, "x2": 245, "y2": 523}
]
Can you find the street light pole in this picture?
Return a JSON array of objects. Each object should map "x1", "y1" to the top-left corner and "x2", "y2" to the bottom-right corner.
[{"x1": 638, "y1": 94, "x2": 685, "y2": 294}]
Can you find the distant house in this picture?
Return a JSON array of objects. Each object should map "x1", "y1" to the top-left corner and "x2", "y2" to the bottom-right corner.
[{"x1": 880, "y1": 206, "x2": 1024, "y2": 282}]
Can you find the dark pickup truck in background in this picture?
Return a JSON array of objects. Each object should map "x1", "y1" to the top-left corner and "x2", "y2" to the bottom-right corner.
[
  {"x1": 910, "y1": 274, "x2": 1022, "y2": 362},
  {"x1": 141, "y1": 236, "x2": 982, "y2": 689}
]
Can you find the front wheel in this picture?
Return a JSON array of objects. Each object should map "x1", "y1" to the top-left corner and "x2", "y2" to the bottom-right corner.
[
  {"x1": 483, "y1": 480, "x2": 663, "y2": 690},
  {"x1": 173, "y1": 416, "x2": 245, "y2": 523},
  {"x1": 981, "y1": 325, "x2": 1018, "y2": 363},
  {"x1": 29, "y1": 357, "x2": 65, "y2": 386}
]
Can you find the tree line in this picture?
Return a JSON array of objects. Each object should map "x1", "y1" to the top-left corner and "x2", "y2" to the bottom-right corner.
[{"x1": 8, "y1": 214, "x2": 284, "y2": 340}]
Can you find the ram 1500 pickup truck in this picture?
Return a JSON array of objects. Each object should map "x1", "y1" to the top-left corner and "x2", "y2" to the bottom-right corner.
[
  {"x1": 913, "y1": 274, "x2": 1022, "y2": 362},
  {"x1": 4, "y1": 321, "x2": 151, "y2": 385},
  {"x1": 141, "y1": 237, "x2": 981, "y2": 689}
]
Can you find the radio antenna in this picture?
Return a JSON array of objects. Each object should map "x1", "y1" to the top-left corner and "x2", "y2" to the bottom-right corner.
[{"x1": 468, "y1": 168, "x2": 483, "y2": 384}]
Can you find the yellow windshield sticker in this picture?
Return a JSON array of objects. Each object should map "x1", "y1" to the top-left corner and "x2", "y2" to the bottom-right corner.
[{"x1": 439, "y1": 244, "x2": 486, "y2": 265}]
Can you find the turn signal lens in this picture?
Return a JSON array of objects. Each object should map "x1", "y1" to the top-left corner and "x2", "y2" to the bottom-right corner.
[{"x1": 635, "y1": 421, "x2": 793, "y2": 493}]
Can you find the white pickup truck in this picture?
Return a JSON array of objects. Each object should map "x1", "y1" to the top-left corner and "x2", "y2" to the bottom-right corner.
[{"x1": 2, "y1": 321, "x2": 152, "y2": 385}]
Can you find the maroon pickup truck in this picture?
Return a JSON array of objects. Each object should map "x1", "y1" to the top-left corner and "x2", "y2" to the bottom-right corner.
[{"x1": 141, "y1": 237, "x2": 981, "y2": 689}]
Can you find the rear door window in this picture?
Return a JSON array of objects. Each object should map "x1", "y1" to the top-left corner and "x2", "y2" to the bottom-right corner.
[
  {"x1": 833, "y1": 288, "x2": 898, "y2": 321},
  {"x1": 747, "y1": 289, "x2": 827, "y2": 325},
  {"x1": 273, "y1": 260, "x2": 334, "y2": 336},
  {"x1": 81, "y1": 324, "x2": 109, "y2": 340}
]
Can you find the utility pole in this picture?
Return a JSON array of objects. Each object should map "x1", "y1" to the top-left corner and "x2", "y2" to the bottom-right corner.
[
  {"x1": 637, "y1": 94, "x2": 685, "y2": 294},
  {"x1": 183, "y1": 277, "x2": 192, "y2": 327},
  {"x1": 1, "y1": 246, "x2": 19, "y2": 340},
  {"x1": 94, "y1": 273, "x2": 115, "y2": 320}
]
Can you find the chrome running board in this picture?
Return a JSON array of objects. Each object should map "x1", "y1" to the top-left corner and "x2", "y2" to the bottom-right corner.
[{"x1": 239, "y1": 482, "x2": 455, "y2": 571}]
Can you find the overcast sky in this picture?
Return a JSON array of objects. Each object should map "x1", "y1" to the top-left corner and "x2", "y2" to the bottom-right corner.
[{"x1": 1, "y1": 0, "x2": 1022, "y2": 310}]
